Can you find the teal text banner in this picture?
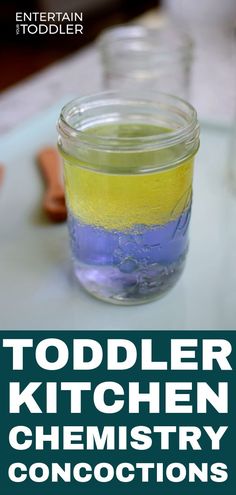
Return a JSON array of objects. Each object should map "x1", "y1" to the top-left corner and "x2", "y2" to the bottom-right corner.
[{"x1": 0, "y1": 331, "x2": 235, "y2": 495}]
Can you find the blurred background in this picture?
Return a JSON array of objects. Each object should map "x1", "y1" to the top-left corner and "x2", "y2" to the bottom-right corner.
[
  {"x1": 0, "y1": 0, "x2": 160, "y2": 91},
  {"x1": 1, "y1": 0, "x2": 235, "y2": 125}
]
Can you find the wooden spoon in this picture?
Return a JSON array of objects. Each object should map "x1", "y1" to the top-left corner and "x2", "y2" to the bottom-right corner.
[
  {"x1": 0, "y1": 165, "x2": 4, "y2": 187},
  {"x1": 37, "y1": 147, "x2": 67, "y2": 222}
]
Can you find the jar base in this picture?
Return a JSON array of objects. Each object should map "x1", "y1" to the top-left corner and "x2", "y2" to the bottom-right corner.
[{"x1": 73, "y1": 255, "x2": 186, "y2": 306}]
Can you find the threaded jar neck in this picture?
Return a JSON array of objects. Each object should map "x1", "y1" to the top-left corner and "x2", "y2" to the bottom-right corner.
[
  {"x1": 58, "y1": 91, "x2": 200, "y2": 173},
  {"x1": 98, "y1": 25, "x2": 193, "y2": 70}
]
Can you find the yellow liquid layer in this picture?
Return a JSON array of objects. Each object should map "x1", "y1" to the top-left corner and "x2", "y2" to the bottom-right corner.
[{"x1": 63, "y1": 124, "x2": 194, "y2": 230}]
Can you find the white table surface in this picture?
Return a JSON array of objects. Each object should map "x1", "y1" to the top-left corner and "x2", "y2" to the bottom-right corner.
[{"x1": 0, "y1": 102, "x2": 235, "y2": 330}]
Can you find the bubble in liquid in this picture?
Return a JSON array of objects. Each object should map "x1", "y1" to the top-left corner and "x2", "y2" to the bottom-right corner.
[{"x1": 119, "y1": 257, "x2": 138, "y2": 273}]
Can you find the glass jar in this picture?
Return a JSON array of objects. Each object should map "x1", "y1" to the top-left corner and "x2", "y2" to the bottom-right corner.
[
  {"x1": 97, "y1": 25, "x2": 193, "y2": 99},
  {"x1": 57, "y1": 91, "x2": 200, "y2": 305}
]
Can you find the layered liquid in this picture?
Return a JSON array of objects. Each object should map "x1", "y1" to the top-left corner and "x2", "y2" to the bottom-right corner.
[{"x1": 63, "y1": 123, "x2": 194, "y2": 303}]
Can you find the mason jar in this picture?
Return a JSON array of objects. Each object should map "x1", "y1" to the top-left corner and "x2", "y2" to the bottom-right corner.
[
  {"x1": 97, "y1": 25, "x2": 193, "y2": 99},
  {"x1": 57, "y1": 91, "x2": 200, "y2": 305}
]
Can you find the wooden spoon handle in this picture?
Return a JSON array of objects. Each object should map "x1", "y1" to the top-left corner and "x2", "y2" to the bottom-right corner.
[
  {"x1": 37, "y1": 147, "x2": 63, "y2": 190},
  {"x1": 0, "y1": 165, "x2": 5, "y2": 186},
  {"x1": 37, "y1": 148, "x2": 67, "y2": 223}
]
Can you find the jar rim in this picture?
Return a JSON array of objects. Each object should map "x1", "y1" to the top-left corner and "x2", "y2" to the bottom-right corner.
[{"x1": 58, "y1": 90, "x2": 199, "y2": 153}]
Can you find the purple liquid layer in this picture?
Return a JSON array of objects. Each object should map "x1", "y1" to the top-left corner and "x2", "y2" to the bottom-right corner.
[{"x1": 68, "y1": 208, "x2": 191, "y2": 303}]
